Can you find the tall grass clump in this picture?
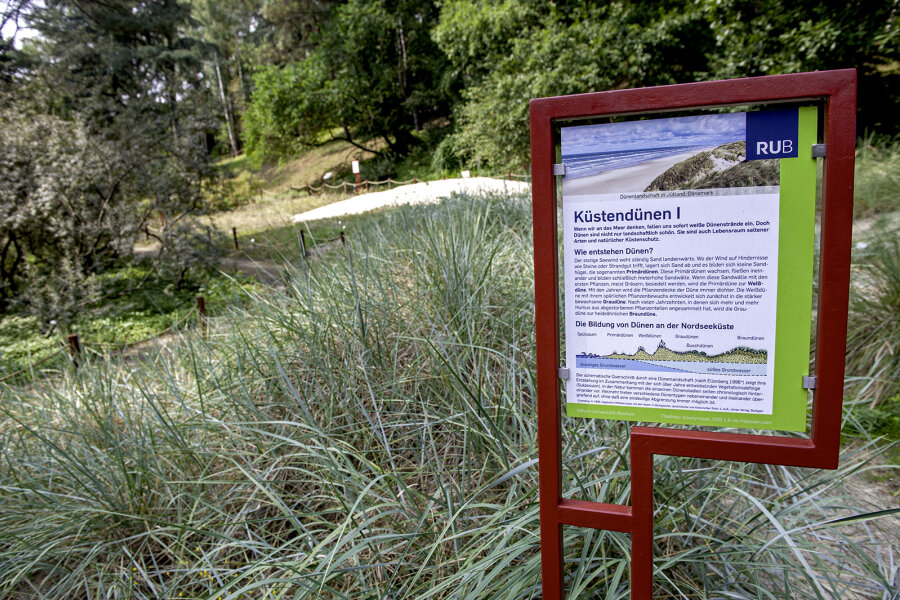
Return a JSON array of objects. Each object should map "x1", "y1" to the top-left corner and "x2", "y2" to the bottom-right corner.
[
  {"x1": 854, "y1": 134, "x2": 900, "y2": 217},
  {"x1": 846, "y1": 225, "x2": 900, "y2": 408},
  {"x1": 0, "y1": 193, "x2": 896, "y2": 599}
]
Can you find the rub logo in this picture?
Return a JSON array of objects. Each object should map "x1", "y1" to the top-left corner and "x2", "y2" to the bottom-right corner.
[
  {"x1": 754, "y1": 139, "x2": 794, "y2": 156},
  {"x1": 746, "y1": 108, "x2": 799, "y2": 160}
]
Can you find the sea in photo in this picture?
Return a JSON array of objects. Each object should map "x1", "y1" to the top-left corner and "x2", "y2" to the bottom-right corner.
[{"x1": 561, "y1": 112, "x2": 746, "y2": 194}]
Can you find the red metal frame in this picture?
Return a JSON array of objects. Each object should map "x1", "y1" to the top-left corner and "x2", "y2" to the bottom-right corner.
[{"x1": 529, "y1": 70, "x2": 856, "y2": 599}]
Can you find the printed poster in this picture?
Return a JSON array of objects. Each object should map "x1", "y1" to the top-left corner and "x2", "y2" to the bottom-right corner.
[{"x1": 561, "y1": 107, "x2": 817, "y2": 431}]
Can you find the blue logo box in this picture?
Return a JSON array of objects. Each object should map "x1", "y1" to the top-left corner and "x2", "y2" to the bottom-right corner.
[{"x1": 746, "y1": 108, "x2": 799, "y2": 160}]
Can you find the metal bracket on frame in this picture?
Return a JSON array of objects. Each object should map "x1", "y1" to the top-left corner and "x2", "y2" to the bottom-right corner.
[
  {"x1": 558, "y1": 367, "x2": 570, "y2": 380},
  {"x1": 812, "y1": 144, "x2": 827, "y2": 158},
  {"x1": 553, "y1": 163, "x2": 567, "y2": 177},
  {"x1": 802, "y1": 375, "x2": 818, "y2": 390}
]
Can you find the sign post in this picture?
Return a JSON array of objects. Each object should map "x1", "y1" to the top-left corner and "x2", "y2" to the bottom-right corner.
[
  {"x1": 352, "y1": 160, "x2": 361, "y2": 192},
  {"x1": 529, "y1": 70, "x2": 856, "y2": 599}
]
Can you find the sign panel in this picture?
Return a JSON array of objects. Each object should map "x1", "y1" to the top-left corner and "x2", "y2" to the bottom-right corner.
[
  {"x1": 561, "y1": 107, "x2": 817, "y2": 430},
  {"x1": 352, "y1": 160, "x2": 360, "y2": 174}
]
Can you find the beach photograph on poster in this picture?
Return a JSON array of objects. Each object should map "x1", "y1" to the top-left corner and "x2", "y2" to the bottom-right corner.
[{"x1": 561, "y1": 111, "x2": 798, "y2": 426}]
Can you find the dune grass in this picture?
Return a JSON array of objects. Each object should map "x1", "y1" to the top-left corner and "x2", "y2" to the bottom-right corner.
[
  {"x1": 854, "y1": 135, "x2": 900, "y2": 218},
  {"x1": 846, "y1": 223, "x2": 900, "y2": 410},
  {"x1": 0, "y1": 193, "x2": 896, "y2": 599}
]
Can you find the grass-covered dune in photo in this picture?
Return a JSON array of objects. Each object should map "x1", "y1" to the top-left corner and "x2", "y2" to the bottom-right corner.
[
  {"x1": 0, "y1": 193, "x2": 896, "y2": 600},
  {"x1": 645, "y1": 141, "x2": 780, "y2": 191},
  {"x1": 602, "y1": 343, "x2": 767, "y2": 364}
]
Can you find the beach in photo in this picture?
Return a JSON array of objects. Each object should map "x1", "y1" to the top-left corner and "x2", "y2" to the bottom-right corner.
[
  {"x1": 561, "y1": 113, "x2": 745, "y2": 195},
  {"x1": 562, "y1": 148, "x2": 707, "y2": 195}
]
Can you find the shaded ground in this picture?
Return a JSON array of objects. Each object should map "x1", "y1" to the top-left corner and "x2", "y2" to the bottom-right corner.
[{"x1": 220, "y1": 256, "x2": 283, "y2": 286}]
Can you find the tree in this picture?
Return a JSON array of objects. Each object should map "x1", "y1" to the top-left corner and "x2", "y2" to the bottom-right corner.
[
  {"x1": 435, "y1": 0, "x2": 899, "y2": 170},
  {"x1": 436, "y1": 2, "x2": 712, "y2": 169},
  {"x1": 0, "y1": 0, "x2": 32, "y2": 89},
  {"x1": 190, "y1": 0, "x2": 276, "y2": 157},
  {"x1": 243, "y1": 0, "x2": 451, "y2": 164},
  {"x1": 0, "y1": 0, "x2": 225, "y2": 320},
  {"x1": 699, "y1": 0, "x2": 900, "y2": 134}
]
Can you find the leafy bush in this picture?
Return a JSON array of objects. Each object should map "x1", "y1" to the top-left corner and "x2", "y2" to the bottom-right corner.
[
  {"x1": 431, "y1": 132, "x2": 465, "y2": 174},
  {"x1": 845, "y1": 394, "x2": 900, "y2": 440}
]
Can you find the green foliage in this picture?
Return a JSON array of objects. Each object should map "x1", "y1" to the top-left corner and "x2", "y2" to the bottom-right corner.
[
  {"x1": 242, "y1": 62, "x2": 311, "y2": 165},
  {"x1": 845, "y1": 395, "x2": 900, "y2": 440},
  {"x1": 1, "y1": 0, "x2": 229, "y2": 320},
  {"x1": 209, "y1": 167, "x2": 264, "y2": 211},
  {"x1": 430, "y1": 131, "x2": 465, "y2": 174},
  {"x1": 0, "y1": 193, "x2": 895, "y2": 599},
  {"x1": 0, "y1": 314, "x2": 63, "y2": 376},
  {"x1": 244, "y1": 0, "x2": 450, "y2": 165},
  {"x1": 700, "y1": 0, "x2": 899, "y2": 133},
  {"x1": 435, "y1": 0, "x2": 899, "y2": 170},
  {"x1": 439, "y1": 2, "x2": 712, "y2": 169},
  {"x1": 0, "y1": 264, "x2": 261, "y2": 376},
  {"x1": 0, "y1": 111, "x2": 137, "y2": 314}
]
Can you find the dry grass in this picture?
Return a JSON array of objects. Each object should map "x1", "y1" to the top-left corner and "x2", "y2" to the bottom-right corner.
[
  {"x1": 208, "y1": 138, "x2": 389, "y2": 235},
  {"x1": 203, "y1": 189, "x2": 341, "y2": 236},
  {"x1": 255, "y1": 138, "x2": 387, "y2": 192}
]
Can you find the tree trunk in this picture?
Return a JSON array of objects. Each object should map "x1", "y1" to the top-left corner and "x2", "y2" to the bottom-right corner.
[
  {"x1": 235, "y1": 47, "x2": 248, "y2": 107},
  {"x1": 214, "y1": 52, "x2": 240, "y2": 157}
]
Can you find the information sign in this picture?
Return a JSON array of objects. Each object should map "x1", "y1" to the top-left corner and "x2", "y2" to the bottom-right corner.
[
  {"x1": 561, "y1": 107, "x2": 817, "y2": 430},
  {"x1": 530, "y1": 70, "x2": 856, "y2": 600}
]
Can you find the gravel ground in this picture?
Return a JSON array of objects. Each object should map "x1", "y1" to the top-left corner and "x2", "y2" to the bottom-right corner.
[{"x1": 292, "y1": 177, "x2": 530, "y2": 222}]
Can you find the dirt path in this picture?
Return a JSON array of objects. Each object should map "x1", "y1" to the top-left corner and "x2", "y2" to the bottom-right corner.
[{"x1": 220, "y1": 256, "x2": 284, "y2": 286}]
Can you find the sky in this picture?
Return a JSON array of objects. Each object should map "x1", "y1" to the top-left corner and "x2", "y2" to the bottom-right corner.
[
  {"x1": 561, "y1": 112, "x2": 746, "y2": 156},
  {"x1": 1, "y1": 1, "x2": 38, "y2": 49}
]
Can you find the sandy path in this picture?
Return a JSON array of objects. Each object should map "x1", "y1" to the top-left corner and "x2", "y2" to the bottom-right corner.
[
  {"x1": 292, "y1": 177, "x2": 530, "y2": 222},
  {"x1": 562, "y1": 149, "x2": 707, "y2": 196}
]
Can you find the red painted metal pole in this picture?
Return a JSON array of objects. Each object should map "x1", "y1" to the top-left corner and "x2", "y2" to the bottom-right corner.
[
  {"x1": 630, "y1": 434, "x2": 654, "y2": 598},
  {"x1": 811, "y1": 72, "x2": 856, "y2": 464},
  {"x1": 530, "y1": 97, "x2": 565, "y2": 600}
]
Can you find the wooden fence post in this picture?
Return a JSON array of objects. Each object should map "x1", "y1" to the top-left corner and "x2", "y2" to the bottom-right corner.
[
  {"x1": 232, "y1": 227, "x2": 239, "y2": 251},
  {"x1": 196, "y1": 296, "x2": 207, "y2": 335},
  {"x1": 300, "y1": 229, "x2": 309, "y2": 257},
  {"x1": 67, "y1": 334, "x2": 81, "y2": 370}
]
